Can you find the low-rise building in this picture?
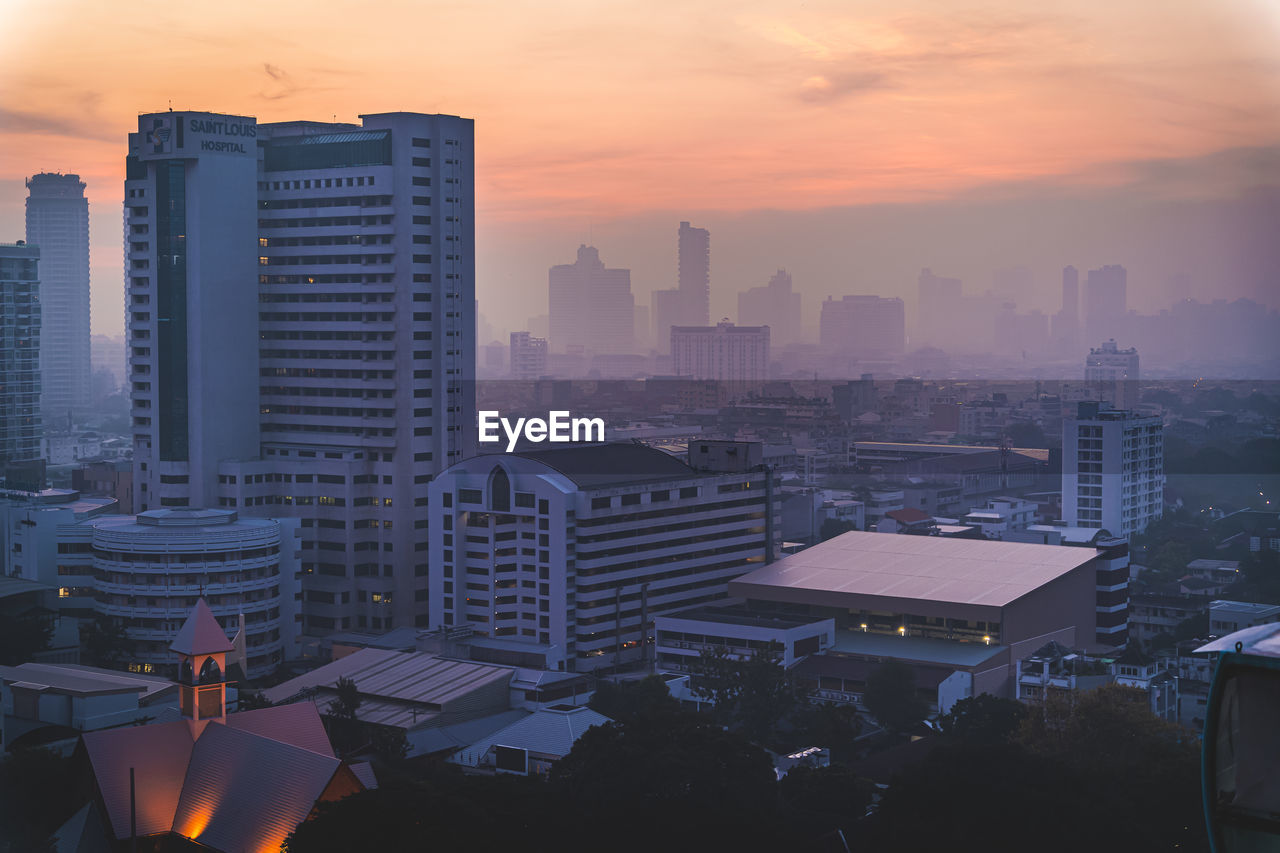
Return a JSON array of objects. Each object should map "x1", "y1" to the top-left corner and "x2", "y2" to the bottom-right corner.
[
  {"x1": 654, "y1": 604, "x2": 835, "y2": 671},
  {"x1": 449, "y1": 704, "x2": 612, "y2": 774},
  {"x1": 1209, "y1": 600, "x2": 1280, "y2": 637}
]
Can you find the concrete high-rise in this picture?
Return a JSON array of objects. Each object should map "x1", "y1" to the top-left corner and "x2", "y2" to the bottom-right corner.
[
  {"x1": 0, "y1": 242, "x2": 43, "y2": 479},
  {"x1": 652, "y1": 220, "x2": 711, "y2": 350},
  {"x1": 548, "y1": 245, "x2": 634, "y2": 357},
  {"x1": 1062, "y1": 402, "x2": 1163, "y2": 536},
  {"x1": 916, "y1": 268, "x2": 963, "y2": 351},
  {"x1": 1085, "y1": 339, "x2": 1140, "y2": 410},
  {"x1": 126, "y1": 109, "x2": 476, "y2": 638},
  {"x1": 1052, "y1": 265, "x2": 1080, "y2": 353},
  {"x1": 126, "y1": 112, "x2": 262, "y2": 512},
  {"x1": 738, "y1": 269, "x2": 801, "y2": 348},
  {"x1": 820, "y1": 295, "x2": 905, "y2": 357},
  {"x1": 26, "y1": 173, "x2": 92, "y2": 420},
  {"x1": 677, "y1": 221, "x2": 710, "y2": 326},
  {"x1": 1084, "y1": 264, "x2": 1127, "y2": 344}
]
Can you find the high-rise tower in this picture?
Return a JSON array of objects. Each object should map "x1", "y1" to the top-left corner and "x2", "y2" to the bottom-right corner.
[
  {"x1": 125, "y1": 110, "x2": 476, "y2": 638},
  {"x1": 26, "y1": 173, "x2": 92, "y2": 420}
]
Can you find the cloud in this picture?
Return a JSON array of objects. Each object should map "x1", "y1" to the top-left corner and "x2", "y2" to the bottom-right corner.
[
  {"x1": 0, "y1": 106, "x2": 118, "y2": 141},
  {"x1": 798, "y1": 70, "x2": 891, "y2": 102}
]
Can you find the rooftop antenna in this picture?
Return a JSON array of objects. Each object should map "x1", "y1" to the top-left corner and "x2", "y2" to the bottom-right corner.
[{"x1": 168, "y1": 100, "x2": 172, "y2": 112}]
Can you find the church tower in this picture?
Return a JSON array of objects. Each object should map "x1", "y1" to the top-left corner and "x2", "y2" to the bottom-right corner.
[{"x1": 171, "y1": 598, "x2": 234, "y2": 739}]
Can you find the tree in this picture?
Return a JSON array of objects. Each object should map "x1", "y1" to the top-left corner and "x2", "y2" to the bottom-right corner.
[
  {"x1": 0, "y1": 747, "x2": 80, "y2": 852},
  {"x1": 819, "y1": 517, "x2": 858, "y2": 541},
  {"x1": 862, "y1": 660, "x2": 927, "y2": 734},
  {"x1": 789, "y1": 700, "x2": 861, "y2": 763},
  {"x1": 326, "y1": 676, "x2": 364, "y2": 755},
  {"x1": 777, "y1": 763, "x2": 872, "y2": 841},
  {"x1": 937, "y1": 694, "x2": 1026, "y2": 745},
  {"x1": 1003, "y1": 421, "x2": 1047, "y2": 449},
  {"x1": 589, "y1": 675, "x2": 682, "y2": 724},
  {"x1": 1016, "y1": 684, "x2": 1206, "y2": 851},
  {"x1": 688, "y1": 643, "x2": 799, "y2": 744},
  {"x1": 78, "y1": 616, "x2": 131, "y2": 670},
  {"x1": 0, "y1": 614, "x2": 52, "y2": 666},
  {"x1": 549, "y1": 713, "x2": 783, "y2": 851}
]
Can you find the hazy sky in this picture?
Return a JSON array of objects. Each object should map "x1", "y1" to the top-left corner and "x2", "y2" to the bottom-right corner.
[{"x1": 2, "y1": 0, "x2": 1279, "y2": 338}]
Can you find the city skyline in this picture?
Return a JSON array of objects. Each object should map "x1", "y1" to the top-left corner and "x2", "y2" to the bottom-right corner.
[{"x1": 2, "y1": 1, "x2": 1280, "y2": 337}]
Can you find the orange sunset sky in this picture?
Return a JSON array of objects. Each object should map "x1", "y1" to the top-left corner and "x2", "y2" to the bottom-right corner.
[{"x1": 3, "y1": 0, "x2": 1280, "y2": 337}]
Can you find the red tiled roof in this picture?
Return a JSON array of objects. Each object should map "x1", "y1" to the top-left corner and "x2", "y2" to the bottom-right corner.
[
  {"x1": 885, "y1": 508, "x2": 933, "y2": 524},
  {"x1": 170, "y1": 599, "x2": 235, "y2": 656}
]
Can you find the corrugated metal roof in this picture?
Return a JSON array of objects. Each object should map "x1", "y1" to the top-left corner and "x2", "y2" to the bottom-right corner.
[
  {"x1": 170, "y1": 599, "x2": 234, "y2": 655},
  {"x1": 0, "y1": 663, "x2": 172, "y2": 699},
  {"x1": 730, "y1": 530, "x2": 1096, "y2": 609},
  {"x1": 225, "y1": 702, "x2": 333, "y2": 757},
  {"x1": 453, "y1": 706, "x2": 611, "y2": 766},
  {"x1": 263, "y1": 648, "x2": 513, "y2": 708},
  {"x1": 413, "y1": 709, "x2": 529, "y2": 756},
  {"x1": 171, "y1": 722, "x2": 342, "y2": 852},
  {"x1": 81, "y1": 721, "x2": 194, "y2": 839},
  {"x1": 347, "y1": 762, "x2": 378, "y2": 790}
]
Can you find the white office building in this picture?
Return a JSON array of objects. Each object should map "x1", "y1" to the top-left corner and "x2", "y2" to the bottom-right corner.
[
  {"x1": 510, "y1": 331, "x2": 547, "y2": 380},
  {"x1": 26, "y1": 173, "x2": 92, "y2": 420},
  {"x1": 126, "y1": 110, "x2": 476, "y2": 639},
  {"x1": 1085, "y1": 339, "x2": 1139, "y2": 411},
  {"x1": 671, "y1": 320, "x2": 769, "y2": 385},
  {"x1": 427, "y1": 442, "x2": 778, "y2": 671},
  {"x1": 1062, "y1": 402, "x2": 1164, "y2": 535}
]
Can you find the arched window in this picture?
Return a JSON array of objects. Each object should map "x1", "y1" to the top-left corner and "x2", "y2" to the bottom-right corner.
[
  {"x1": 488, "y1": 466, "x2": 511, "y2": 513},
  {"x1": 198, "y1": 656, "x2": 222, "y2": 684},
  {"x1": 179, "y1": 659, "x2": 194, "y2": 685}
]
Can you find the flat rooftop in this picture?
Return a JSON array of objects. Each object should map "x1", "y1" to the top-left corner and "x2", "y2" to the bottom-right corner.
[{"x1": 729, "y1": 530, "x2": 1097, "y2": 609}]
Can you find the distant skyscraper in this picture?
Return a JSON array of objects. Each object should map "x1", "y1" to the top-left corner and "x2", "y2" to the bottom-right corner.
[
  {"x1": 738, "y1": 269, "x2": 802, "y2": 348},
  {"x1": 126, "y1": 109, "x2": 476, "y2": 638},
  {"x1": 916, "y1": 268, "x2": 963, "y2": 350},
  {"x1": 0, "y1": 242, "x2": 43, "y2": 476},
  {"x1": 548, "y1": 245, "x2": 635, "y2": 356},
  {"x1": 25, "y1": 173, "x2": 92, "y2": 420},
  {"x1": 1052, "y1": 265, "x2": 1080, "y2": 353},
  {"x1": 671, "y1": 320, "x2": 769, "y2": 384},
  {"x1": 820, "y1": 295, "x2": 905, "y2": 357},
  {"x1": 651, "y1": 220, "x2": 711, "y2": 351},
  {"x1": 1062, "y1": 402, "x2": 1163, "y2": 536},
  {"x1": 678, "y1": 220, "x2": 710, "y2": 326},
  {"x1": 1084, "y1": 264, "x2": 1127, "y2": 344},
  {"x1": 651, "y1": 287, "x2": 683, "y2": 354},
  {"x1": 510, "y1": 331, "x2": 547, "y2": 379},
  {"x1": 1086, "y1": 339, "x2": 1140, "y2": 411}
]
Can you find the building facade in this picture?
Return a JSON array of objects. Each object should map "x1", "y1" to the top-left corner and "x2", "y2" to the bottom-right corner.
[
  {"x1": 0, "y1": 243, "x2": 42, "y2": 481},
  {"x1": 670, "y1": 320, "x2": 769, "y2": 384},
  {"x1": 90, "y1": 508, "x2": 300, "y2": 678},
  {"x1": 548, "y1": 245, "x2": 634, "y2": 357},
  {"x1": 26, "y1": 173, "x2": 92, "y2": 420},
  {"x1": 509, "y1": 331, "x2": 547, "y2": 379},
  {"x1": 739, "y1": 269, "x2": 801, "y2": 349},
  {"x1": 1084, "y1": 264, "x2": 1127, "y2": 345},
  {"x1": 126, "y1": 110, "x2": 476, "y2": 639},
  {"x1": 1085, "y1": 339, "x2": 1140, "y2": 411},
  {"x1": 1062, "y1": 402, "x2": 1164, "y2": 535},
  {"x1": 819, "y1": 295, "x2": 905, "y2": 358},
  {"x1": 427, "y1": 443, "x2": 778, "y2": 671}
]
